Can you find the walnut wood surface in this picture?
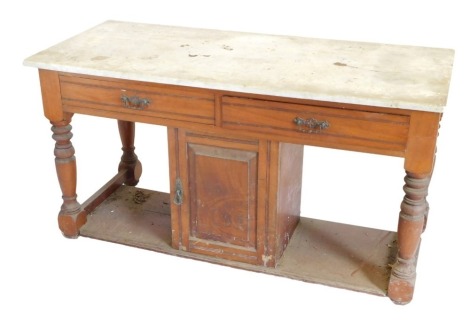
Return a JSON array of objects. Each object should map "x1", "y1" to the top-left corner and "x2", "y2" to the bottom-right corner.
[
  {"x1": 169, "y1": 129, "x2": 303, "y2": 267},
  {"x1": 57, "y1": 72, "x2": 415, "y2": 156},
  {"x1": 118, "y1": 120, "x2": 142, "y2": 186},
  {"x1": 222, "y1": 96, "x2": 410, "y2": 156},
  {"x1": 170, "y1": 130, "x2": 265, "y2": 265},
  {"x1": 50, "y1": 115, "x2": 87, "y2": 237},
  {"x1": 60, "y1": 73, "x2": 215, "y2": 124},
  {"x1": 36, "y1": 69, "x2": 443, "y2": 304}
]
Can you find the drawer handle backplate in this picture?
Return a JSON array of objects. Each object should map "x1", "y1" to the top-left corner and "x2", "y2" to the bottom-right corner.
[
  {"x1": 293, "y1": 117, "x2": 329, "y2": 133},
  {"x1": 121, "y1": 94, "x2": 151, "y2": 110}
]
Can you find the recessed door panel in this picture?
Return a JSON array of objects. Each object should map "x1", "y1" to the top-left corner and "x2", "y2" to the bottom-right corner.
[{"x1": 187, "y1": 143, "x2": 257, "y2": 248}]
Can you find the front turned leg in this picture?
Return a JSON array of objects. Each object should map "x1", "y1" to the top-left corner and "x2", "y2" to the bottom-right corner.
[
  {"x1": 51, "y1": 118, "x2": 87, "y2": 238},
  {"x1": 118, "y1": 120, "x2": 142, "y2": 186},
  {"x1": 388, "y1": 172, "x2": 430, "y2": 304}
]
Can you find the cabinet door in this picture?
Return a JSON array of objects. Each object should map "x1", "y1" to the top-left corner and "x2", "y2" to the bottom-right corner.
[
  {"x1": 169, "y1": 129, "x2": 267, "y2": 265},
  {"x1": 188, "y1": 143, "x2": 258, "y2": 248}
]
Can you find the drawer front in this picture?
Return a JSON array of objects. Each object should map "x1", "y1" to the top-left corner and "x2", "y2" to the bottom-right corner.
[
  {"x1": 221, "y1": 96, "x2": 410, "y2": 154},
  {"x1": 60, "y1": 74, "x2": 215, "y2": 124}
]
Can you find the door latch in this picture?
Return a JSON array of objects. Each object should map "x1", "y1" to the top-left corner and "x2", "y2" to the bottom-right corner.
[{"x1": 173, "y1": 178, "x2": 183, "y2": 205}]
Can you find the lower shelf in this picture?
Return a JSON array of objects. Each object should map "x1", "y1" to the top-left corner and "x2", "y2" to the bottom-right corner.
[{"x1": 80, "y1": 185, "x2": 397, "y2": 296}]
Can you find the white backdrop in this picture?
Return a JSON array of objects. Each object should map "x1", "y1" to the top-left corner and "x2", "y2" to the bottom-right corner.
[{"x1": 1, "y1": 1, "x2": 468, "y2": 319}]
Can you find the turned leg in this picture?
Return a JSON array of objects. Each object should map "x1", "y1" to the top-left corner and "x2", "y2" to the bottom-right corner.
[
  {"x1": 118, "y1": 120, "x2": 142, "y2": 186},
  {"x1": 388, "y1": 172, "x2": 430, "y2": 304},
  {"x1": 51, "y1": 116, "x2": 87, "y2": 238}
]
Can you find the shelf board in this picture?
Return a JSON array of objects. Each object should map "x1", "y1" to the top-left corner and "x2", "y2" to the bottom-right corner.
[{"x1": 80, "y1": 185, "x2": 397, "y2": 296}]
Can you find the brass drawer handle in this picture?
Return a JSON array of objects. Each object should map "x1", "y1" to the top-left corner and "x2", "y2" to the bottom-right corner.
[
  {"x1": 293, "y1": 117, "x2": 329, "y2": 133},
  {"x1": 121, "y1": 94, "x2": 151, "y2": 110}
]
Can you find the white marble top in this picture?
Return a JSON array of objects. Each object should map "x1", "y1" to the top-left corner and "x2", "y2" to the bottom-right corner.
[{"x1": 24, "y1": 20, "x2": 454, "y2": 112}]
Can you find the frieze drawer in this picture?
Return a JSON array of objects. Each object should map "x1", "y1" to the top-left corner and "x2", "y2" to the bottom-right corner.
[
  {"x1": 60, "y1": 74, "x2": 215, "y2": 124},
  {"x1": 221, "y1": 96, "x2": 410, "y2": 155}
]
